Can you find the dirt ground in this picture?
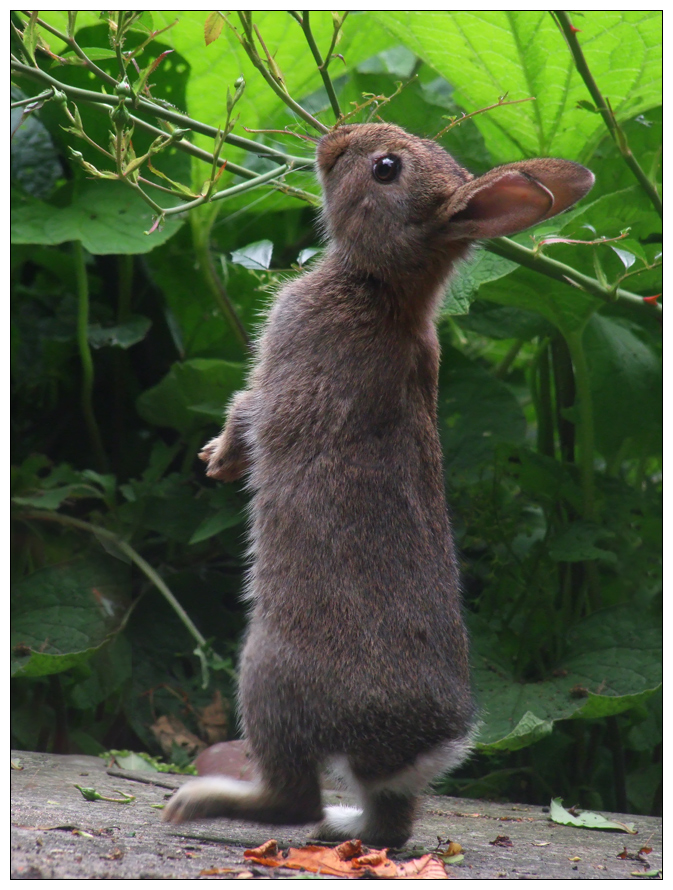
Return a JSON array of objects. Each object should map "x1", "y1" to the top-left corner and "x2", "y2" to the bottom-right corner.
[{"x1": 11, "y1": 749, "x2": 662, "y2": 879}]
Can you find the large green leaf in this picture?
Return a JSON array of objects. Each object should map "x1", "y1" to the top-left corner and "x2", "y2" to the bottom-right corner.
[
  {"x1": 583, "y1": 314, "x2": 662, "y2": 461},
  {"x1": 475, "y1": 262, "x2": 602, "y2": 338},
  {"x1": 11, "y1": 180, "x2": 183, "y2": 254},
  {"x1": 11, "y1": 554, "x2": 131, "y2": 678},
  {"x1": 375, "y1": 11, "x2": 661, "y2": 163},
  {"x1": 438, "y1": 347, "x2": 527, "y2": 479},
  {"x1": 136, "y1": 358, "x2": 245, "y2": 435},
  {"x1": 472, "y1": 603, "x2": 662, "y2": 752}
]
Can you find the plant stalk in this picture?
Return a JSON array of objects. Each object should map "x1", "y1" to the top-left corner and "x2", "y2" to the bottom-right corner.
[
  {"x1": 73, "y1": 241, "x2": 108, "y2": 472},
  {"x1": 553, "y1": 11, "x2": 662, "y2": 218},
  {"x1": 487, "y1": 236, "x2": 662, "y2": 316}
]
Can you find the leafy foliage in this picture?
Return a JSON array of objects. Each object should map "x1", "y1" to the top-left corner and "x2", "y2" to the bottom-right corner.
[{"x1": 10, "y1": 11, "x2": 661, "y2": 815}]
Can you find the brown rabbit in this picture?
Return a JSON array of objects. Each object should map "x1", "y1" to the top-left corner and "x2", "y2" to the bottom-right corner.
[{"x1": 162, "y1": 123, "x2": 594, "y2": 846}]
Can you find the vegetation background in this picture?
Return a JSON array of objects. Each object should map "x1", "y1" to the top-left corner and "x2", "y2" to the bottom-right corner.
[{"x1": 11, "y1": 10, "x2": 661, "y2": 815}]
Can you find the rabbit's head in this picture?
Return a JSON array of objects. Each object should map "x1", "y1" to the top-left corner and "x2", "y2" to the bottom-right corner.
[{"x1": 316, "y1": 123, "x2": 594, "y2": 284}]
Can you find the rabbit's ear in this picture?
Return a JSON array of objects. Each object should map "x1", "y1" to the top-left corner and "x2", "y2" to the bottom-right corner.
[{"x1": 445, "y1": 159, "x2": 594, "y2": 240}]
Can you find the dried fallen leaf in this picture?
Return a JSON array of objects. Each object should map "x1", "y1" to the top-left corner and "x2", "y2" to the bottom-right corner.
[
  {"x1": 395, "y1": 854, "x2": 448, "y2": 879},
  {"x1": 243, "y1": 841, "x2": 449, "y2": 878},
  {"x1": 335, "y1": 839, "x2": 362, "y2": 860},
  {"x1": 445, "y1": 842, "x2": 462, "y2": 857},
  {"x1": 532, "y1": 841, "x2": 550, "y2": 847},
  {"x1": 244, "y1": 841, "x2": 396, "y2": 877},
  {"x1": 245, "y1": 839, "x2": 279, "y2": 859},
  {"x1": 197, "y1": 689, "x2": 229, "y2": 745},
  {"x1": 150, "y1": 714, "x2": 205, "y2": 760},
  {"x1": 569, "y1": 856, "x2": 581, "y2": 862},
  {"x1": 639, "y1": 847, "x2": 653, "y2": 856},
  {"x1": 199, "y1": 867, "x2": 245, "y2": 876},
  {"x1": 489, "y1": 836, "x2": 513, "y2": 848}
]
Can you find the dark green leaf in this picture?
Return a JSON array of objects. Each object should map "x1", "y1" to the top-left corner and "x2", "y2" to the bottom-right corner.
[
  {"x1": 230, "y1": 239, "x2": 274, "y2": 270},
  {"x1": 11, "y1": 555, "x2": 131, "y2": 678},
  {"x1": 136, "y1": 359, "x2": 245, "y2": 436},
  {"x1": 88, "y1": 315, "x2": 152, "y2": 349}
]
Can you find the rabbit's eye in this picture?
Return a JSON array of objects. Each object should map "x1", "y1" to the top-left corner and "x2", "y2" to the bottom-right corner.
[{"x1": 372, "y1": 155, "x2": 401, "y2": 183}]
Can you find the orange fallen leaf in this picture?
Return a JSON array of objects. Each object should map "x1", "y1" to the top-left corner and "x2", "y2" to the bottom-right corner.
[
  {"x1": 200, "y1": 867, "x2": 249, "y2": 876},
  {"x1": 244, "y1": 841, "x2": 396, "y2": 877},
  {"x1": 396, "y1": 854, "x2": 449, "y2": 879},
  {"x1": 243, "y1": 840, "x2": 449, "y2": 878},
  {"x1": 335, "y1": 838, "x2": 362, "y2": 860},
  {"x1": 244, "y1": 839, "x2": 278, "y2": 859}
]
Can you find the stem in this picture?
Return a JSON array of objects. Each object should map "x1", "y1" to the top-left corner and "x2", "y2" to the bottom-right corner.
[
  {"x1": 10, "y1": 87, "x2": 53, "y2": 107},
  {"x1": 534, "y1": 341, "x2": 555, "y2": 458},
  {"x1": 487, "y1": 236, "x2": 662, "y2": 316},
  {"x1": 236, "y1": 12, "x2": 329, "y2": 134},
  {"x1": 494, "y1": 338, "x2": 524, "y2": 378},
  {"x1": 553, "y1": 11, "x2": 662, "y2": 218},
  {"x1": 191, "y1": 211, "x2": 250, "y2": 351},
  {"x1": 25, "y1": 11, "x2": 119, "y2": 88},
  {"x1": 73, "y1": 241, "x2": 108, "y2": 472},
  {"x1": 10, "y1": 59, "x2": 313, "y2": 167},
  {"x1": 564, "y1": 327, "x2": 595, "y2": 520},
  {"x1": 606, "y1": 715, "x2": 627, "y2": 812},
  {"x1": 294, "y1": 10, "x2": 342, "y2": 121},
  {"x1": 162, "y1": 164, "x2": 289, "y2": 217},
  {"x1": 551, "y1": 335, "x2": 575, "y2": 463}
]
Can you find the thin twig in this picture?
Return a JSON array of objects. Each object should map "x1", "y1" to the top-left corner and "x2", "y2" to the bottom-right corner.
[
  {"x1": 434, "y1": 96, "x2": 536, "y2": 140},
  {"x1": 293, "y1": 10, "x2": 342, "y2": 121},
  {"x1": 233, "y1": 12, "x2": 329, "y2": 134},
  {"x1": 10, "y1": 58, "x2": 313, "y2": 167}
]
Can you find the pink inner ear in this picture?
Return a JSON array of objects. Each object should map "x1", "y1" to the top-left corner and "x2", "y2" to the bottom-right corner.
[{"x1": 449, "y1": 171, "x2": 556, "y2": 239}]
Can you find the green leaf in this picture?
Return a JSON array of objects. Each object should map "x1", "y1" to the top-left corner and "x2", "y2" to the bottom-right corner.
[
  {"x1": 58, "y1": 47, "x2": 118, "y2": 63},
  {"x1": 438, "y1": 348, "x2": 526, "y2": 478},
  {"x1": 88, "y1": 315, "x2": 152, "y2": 349},
  {"x1": 472, "y1": 603, "x2": 662, "y2": 751},
  {"x1": 475, "y1": 262, "x2": 601, "y2": 338},
  {"x1": 443, "y1": 249, "x2": 519, "y2": 316},
  {"x1": 189, "y1": 491, "x2": 245, "y2": 545},
  {"x1": 456, "y1": 300, "x2": 551, "y2": 341},
  {"x1": 136, "y1": 358, "x2": 245, "y2": 436},
  {"x1": 11, "y1": 555, "x2": 131, "y2": 678},
  {"x1": 610, "y1": 246, "x2": 636, "y2": 270},
  {"x1": 230, "y1": 239, "x2": 273, "y2": 270},
  {"x1": 11, "y1": 180, "x2": 183, "y2": 254},
  {"x1": 549, "y1": 798, "x2": 636, "y2": 834},
  {"x1": 584, "y1": 314, "x2": 662, "y2": 460},
  {"x1": 481, "y1": 711, "x2": 554, "y2": 752},
  {"x1": 548, "y1": 521, "x2": 616, "y2": 563},
  {"x1": 11, "y1": 88, "x2": 62, "y2": 199},
  {"x1": 375, "y1": 11, "x2": 662, "y2": 162},
  {"x1": 12, "y1": 484, "x2": 103, "y2": 511}
]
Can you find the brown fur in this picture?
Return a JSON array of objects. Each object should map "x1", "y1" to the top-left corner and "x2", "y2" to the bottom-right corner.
[{"x1": 163, "y1": 123, "x2": 594, "y2": 845}]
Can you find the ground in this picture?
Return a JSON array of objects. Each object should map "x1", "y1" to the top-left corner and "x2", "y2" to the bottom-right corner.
[{"x1": 11, "y1": 749, "x2": 662, "y2": 879}]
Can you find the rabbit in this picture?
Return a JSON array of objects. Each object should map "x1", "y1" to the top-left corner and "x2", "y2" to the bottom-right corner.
[{"x1": 162, "y1": 123, "x2": 594, "y2": 847}]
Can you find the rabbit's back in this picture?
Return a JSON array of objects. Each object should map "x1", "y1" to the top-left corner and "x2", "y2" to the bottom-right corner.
[{"x1": 238, "y1": 256, "x2": 473, "y2": 764}]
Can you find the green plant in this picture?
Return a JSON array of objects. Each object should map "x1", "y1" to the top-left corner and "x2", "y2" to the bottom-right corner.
[{"x1": 11, "y1": 11, "x2": 661, "y2": 814}]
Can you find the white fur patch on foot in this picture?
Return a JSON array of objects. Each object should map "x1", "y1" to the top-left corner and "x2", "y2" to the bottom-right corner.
[
  {"x1": 162, "y1": 776, "x2": 258, "y2": 823},
  {"x1": 310, "y1": 805, "x2": 364, "y2": 841}
]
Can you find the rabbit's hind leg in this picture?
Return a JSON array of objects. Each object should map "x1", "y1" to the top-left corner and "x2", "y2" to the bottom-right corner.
[
  {"x1": 312, "y1": 736, "x2": 475, "y2": 847},
  {"x1": 162, "y1": 763, "x2": 323, "y2": 826},
  {"x1": 312, "y1": 785, "x2": 416, "y2": 848}
]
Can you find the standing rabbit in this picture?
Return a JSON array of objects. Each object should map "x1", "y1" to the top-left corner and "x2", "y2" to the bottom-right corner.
[{"x1": 162, "y1": 123, "x2": 594, "y2": 846}]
